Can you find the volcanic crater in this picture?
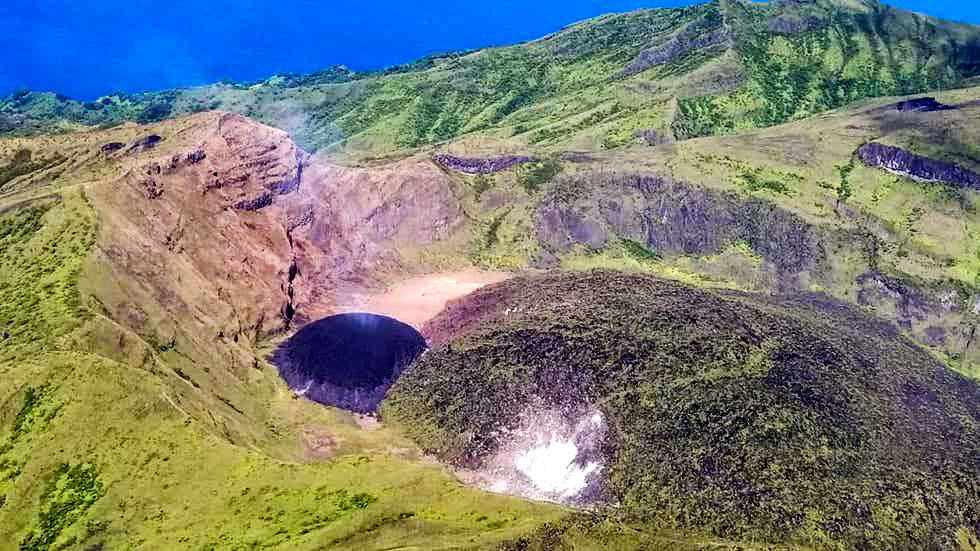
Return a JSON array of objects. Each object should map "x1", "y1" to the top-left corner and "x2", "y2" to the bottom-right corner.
[{"x1": 271, "y1": 313, "x2": 427, "y2": 413}]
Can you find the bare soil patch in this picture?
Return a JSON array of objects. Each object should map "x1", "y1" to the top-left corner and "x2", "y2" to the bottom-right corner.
[{"x1": 344, "y1": 270, "x2": 512, "y2": 329}]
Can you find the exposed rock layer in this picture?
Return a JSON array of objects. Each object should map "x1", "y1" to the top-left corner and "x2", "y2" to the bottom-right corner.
[
  {"x1": 85, "y1": 112, "x2": 463, "y2": 381},
  {"x1": 858, "y1": 142, "x2": 980, "y2": 190},
  {"x1": 433, "y1": 154, "x2": 538, "y2": 174},
  {"x1": 536, "y1": 173, "x2": 825, "y2": 275},
  {"x1": 622, "y1": 14, "x2": 731, "y2": 76}
]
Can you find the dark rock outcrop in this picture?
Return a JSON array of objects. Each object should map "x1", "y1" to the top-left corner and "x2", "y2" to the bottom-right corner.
[
  {"x1": 128, "y1": 134, "x2": 163, "y2": 151},
  {"x1": 895, "y1": 97, "x2": 957, "y2": 112},
  {"x1": 561, "y1": 151, "x2": 596, "y2": 163},
  {"x1": 185, "y1": 149, "x2": 206, "y2": 164},
  {"x1": 140, "y1": 178, "x2": 163, "y2": 199},
  {"x1": 857, "y1": 143, "x2": 980, "y2": 190},
  {"x1": 100, "y1": 142, "x2": 124, "y2": 154},
  {"x1": 634, "y1": 129, "x2": 667, "y2": 146},
  {"x1": 537, "y1": 173, "x2": 825, "y2": 275},
  {"x1": 232, "y1": 192, "x2": 273, "y2": 211},
  {"x1": 855, "y1": 270, "x2": 979, "y2": 355},
  {"x1": 768, "y1": 14, "x2": 827, "y2": 34},
  {"x1": 433, "y1": 154, "x2": 537, "y2": 174},
  {"x1": 622, "y1": 16, "x2": 731, "y2": 77}
]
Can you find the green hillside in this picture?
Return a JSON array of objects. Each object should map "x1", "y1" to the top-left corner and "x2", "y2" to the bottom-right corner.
[
  {"x1": 0, "y1": 1, "x2": 978, "y2": 550},
  {"x1": 2, "y1": 0, "x2": 979, "y2": 154},
  {"x1": 385, "y1": 270, "x2": 980, "y2": 550}
]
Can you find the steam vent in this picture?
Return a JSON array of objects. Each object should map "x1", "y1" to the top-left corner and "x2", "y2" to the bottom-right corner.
[{"x1": 271, "y1": 313, "x2": 427, "y2": 412}]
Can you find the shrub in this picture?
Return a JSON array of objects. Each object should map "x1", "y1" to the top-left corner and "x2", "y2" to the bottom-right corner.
[
  {"x1": 517, "y1": 160, "x2": 562, "y2": 194},
  {"x1": 137, "y1": 101, "x2": 173, "y2": 124}
]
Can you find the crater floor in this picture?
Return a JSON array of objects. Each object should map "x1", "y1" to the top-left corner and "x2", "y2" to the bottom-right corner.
[{"x1": 271, "y1": 313, "x2": 427, "y2": 413}]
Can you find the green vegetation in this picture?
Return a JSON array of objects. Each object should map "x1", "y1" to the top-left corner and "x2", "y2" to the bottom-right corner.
[
  {"x1": 0, "y1": 3, "x2": 978, "y2": 550},
  {"x1": 0, "y1": 196, "x2": 95, "y2": 355},
  {"x1": 517, "y1": 160, "x2": 563, "y2": 194},
  {"x1": 385, "y1": 271, "x2": 980, "y2": 550},
  {"x1": 0, "y1": 204, "x2": 46, "y2": 247},
  {"x1": 472, "y1": 173, "x2": 495, "y2": 201},
  {"x1": 5, "y1": 1, "x2": 977, "y2": 153},
  {"x1": 673, "y1": 96, "x2": 732, "y2": 140},
  {"x1": 0, "y1": 179, "x2": 564, "y2": 551},
  {"x1": 740, "y1": 170, "x2": 794, "y2": 196},
  {"x1": 834, "y1": 160, "x2": 855, "y2": 210},
  {"x1": 470, "y1": 209, "x2": 513, "y2": 266},
  {"x1": 0, "y1": 150, "x2": 64, "y2": 190},
  {"x1": 621, "y1": 238, "x2": 661, "y2": 263},
  {"x1": 19, "y1": 463, "x2": 105, "y2": 551},
  {"x1": 673, "y1": 1, "x2": 979, "y2": 139}
]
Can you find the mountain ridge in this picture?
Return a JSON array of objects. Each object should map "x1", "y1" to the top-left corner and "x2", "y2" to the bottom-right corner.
[
  {"x1": 3, "y1": 0, "x2": 979, "y2": 157},
  {"x1": 0, "y1": 1, "x2": 979, "y2": 549}
]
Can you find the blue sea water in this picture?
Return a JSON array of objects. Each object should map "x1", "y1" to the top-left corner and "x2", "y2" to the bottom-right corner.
[{"x1": 1, "y1": 0, "x2": 978, "y2": 100}]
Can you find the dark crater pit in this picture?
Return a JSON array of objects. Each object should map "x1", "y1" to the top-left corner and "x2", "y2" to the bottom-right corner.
[{"x1": 271, "y1": 313, "x2": 427, "y2": 413}]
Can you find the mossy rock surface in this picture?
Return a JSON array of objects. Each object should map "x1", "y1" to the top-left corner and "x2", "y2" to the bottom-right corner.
[{"x1": 384, "y1": 270, "x2": 980, "y2": 550}]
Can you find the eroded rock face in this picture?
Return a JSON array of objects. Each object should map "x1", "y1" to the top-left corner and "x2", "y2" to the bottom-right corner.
[
  {"x1": 768, "y1": 14, "x2": 826, "y2": 34},
  {"x1": 433, "y1": 154, "x2": 537, "y2": 174},
  {"x1": 536, "y1": 172, "x2": 825, "y2": 275},
  {"x1": 85, "y1": 112, "x2": 463, "y2": 375},
  {"x1": 621, "y1": 15, "x2": 731, "y2": 77},
  {"x1": 634, "y1": 129, "x2": 667, "y2": 146},
  {"x1": 128, "y1": 134, "x2": 163, "y2": 151},
  {"x1": 855, "y1": 271, "x2": 979, "y2": 354},
  {"x1": 857, "y1": 143, "x2": 980, "y2": 190}
]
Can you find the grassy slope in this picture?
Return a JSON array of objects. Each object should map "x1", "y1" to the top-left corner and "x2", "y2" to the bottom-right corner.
[
  {"x1": 664, "y1": 85, "x2": 980, "y2": 377},
  {"x1": 0, "y1": 197, "x2": 826, "y2": 550},
  {"x1": 429, "y1": 87, "x2": 980, "y2": 379},
  {"x1": 672, "y1": 0, "x2": 980, "y2": 138},
  {"x1": 0, "y1": 195, "x2": 576, "y2": 551},
  {"x1": 2, "y1": 1, "x2": 979, "y2": 156}
]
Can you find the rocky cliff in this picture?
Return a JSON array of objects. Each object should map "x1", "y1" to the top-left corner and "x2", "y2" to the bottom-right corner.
[{"x1": 858, "y1": 142, "x2": 980, "y2": 189}]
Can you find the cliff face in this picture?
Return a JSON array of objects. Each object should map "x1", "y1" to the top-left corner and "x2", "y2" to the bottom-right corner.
[
  {"x1": 433, "y1": 154, "x2": 537, "y2": 174},
  {"x1": 536, "y1": 172, "x2": 826, "y2": 278},
  {"x1": 858, "y1": 142, "x2": 980, "y2": 189},
  {"x1": 84, "y1": 112, "x2": 463, "y2": 378},
  {"x1": 529, "y1": 167, "x2": 980, "y2": 373}
]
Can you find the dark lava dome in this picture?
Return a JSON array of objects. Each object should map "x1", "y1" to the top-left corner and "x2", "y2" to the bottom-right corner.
[
  {"x1": 272, "y1": 313, "x2": 426, "y2": 412},
  {"x1": 384, "y1": 270, "x2": 980, "y2": 550}
]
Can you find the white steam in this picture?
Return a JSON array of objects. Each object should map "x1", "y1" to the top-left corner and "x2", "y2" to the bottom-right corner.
[
  {"x1": 514, "y1": 435, "x2": 599, "y2": 497},
  {"x1": 461, "y1": 406, "x2": 607, "y2": 505}
]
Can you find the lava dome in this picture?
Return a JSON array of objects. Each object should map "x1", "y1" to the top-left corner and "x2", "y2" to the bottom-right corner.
[{"x1": 271, "y1": 313, "x2": 427, "y2": 412}]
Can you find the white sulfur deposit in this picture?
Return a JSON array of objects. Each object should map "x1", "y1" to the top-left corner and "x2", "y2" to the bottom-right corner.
[
  {"x1": 462, "y1": 405, "x2": 607, "y2": 505},
  {"x1": 514, "y1": 434, "x2": 600, "y2": 497}
]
